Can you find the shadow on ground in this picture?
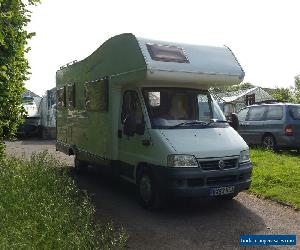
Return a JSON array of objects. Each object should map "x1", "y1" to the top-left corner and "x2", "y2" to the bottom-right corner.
[{"x1": 69, "y1": 166, "x2": 269, "y2": 250}]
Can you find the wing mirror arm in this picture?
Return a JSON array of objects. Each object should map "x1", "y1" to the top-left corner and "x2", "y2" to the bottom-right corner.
[{"x1": 229, "y1": 113, "x2": 239, "y2": 131}]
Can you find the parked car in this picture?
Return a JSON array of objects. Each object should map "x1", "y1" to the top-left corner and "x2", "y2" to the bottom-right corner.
[{"x1": 237, "y1": 103, "x2": 300, "y2": 150}]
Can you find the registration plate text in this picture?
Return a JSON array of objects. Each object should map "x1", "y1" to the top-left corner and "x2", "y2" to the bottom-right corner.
[{"x1": 210, "y1": 186, "x2": 235, "y2": 196}]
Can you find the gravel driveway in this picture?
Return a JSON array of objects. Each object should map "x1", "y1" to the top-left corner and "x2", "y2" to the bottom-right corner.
[{"x1": 5, "y1": 139, "x2": 300, "y2": 250}]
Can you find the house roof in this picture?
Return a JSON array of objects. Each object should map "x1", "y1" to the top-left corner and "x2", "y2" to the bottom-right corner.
[
  {"x1": 214, "y1": 86, "x2": 274, "y2": 103},
  {"x1": 23, "y1": 89, "x2": 40, "y2": 98}
]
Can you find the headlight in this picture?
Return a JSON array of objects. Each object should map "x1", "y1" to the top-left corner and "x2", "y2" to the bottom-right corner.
[
  {"x1": 167, "y1": 155, "x2": 198, "y2": 168},
  {"x1": 239, "y1": 150, "x2": 250, "y2": 163}
]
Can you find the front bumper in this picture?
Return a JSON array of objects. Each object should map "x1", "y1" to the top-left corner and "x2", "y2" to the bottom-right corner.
[{"x1": 152, "y1": 162, "x2": 252, "y2": 198}]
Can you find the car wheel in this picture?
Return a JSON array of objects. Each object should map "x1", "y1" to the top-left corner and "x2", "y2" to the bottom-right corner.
[
  {"x1": 262, "y1": 135, "x2": 277, "y2": 151},
  {"x1": 136, "y1": 168, "x2": 165, "y2": 210},
  {"x1": 74, "y1": 156, "x2": 88, "y2": 174}
]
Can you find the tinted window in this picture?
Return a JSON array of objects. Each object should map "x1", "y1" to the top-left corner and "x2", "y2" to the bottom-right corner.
[
  {"x1": 67, "y1": 84, "x2": 75, "y2": 109},
  {"x1": 121, "y1": 91, "x2": 143, "y2": 125},
  {"x1": 265, "y1": 106, "x2": 283, "y2": 120},
  {"x1": 57, "y1": 87, "x2": 66, "y2": 108},
  {"x1": 289, "y1": 105, "x2": 300, "y2": 120},
  {"x1": 247, "y1": 106, "x2": 266, "y2": 121},
  {"x1": 85, "y1": 79, "x2": 108, "y2": 112},
  {"x1": 146, "y1": 43, "x2": 189, "y2": 63},
  {"x1": 237, "y1": 108, "x2": 249, "y2": 121}
]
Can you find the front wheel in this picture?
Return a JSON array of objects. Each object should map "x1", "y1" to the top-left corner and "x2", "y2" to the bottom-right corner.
[
  {"x1": 262, "y1": 135, "x2": 277, "y2": 151},
  {"x1": 136, "y1": 168, "x2": 165, "y2": 210}
]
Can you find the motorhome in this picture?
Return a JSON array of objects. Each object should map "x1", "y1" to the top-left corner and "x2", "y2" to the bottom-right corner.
[
  {"x1": 39, "y1": 87, "x2": 56, "y2": 139},
  {"x1": 56, "y1": 33, "x2": 252, "y2": 209},
  {"x1": 17, "y1": 95, "x2": 40, "y2": 137}
]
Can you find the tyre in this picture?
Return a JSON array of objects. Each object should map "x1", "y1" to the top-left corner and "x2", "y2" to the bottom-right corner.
[
  {"x1": 262, "y1": 134, "x2": 277, "y2": 151},
  {"x1": 136, "y1": 168, "x2": 165, "y2": 210},
  {"x1": 74, "y1": 156, "x2": 88, "y2": 174}
]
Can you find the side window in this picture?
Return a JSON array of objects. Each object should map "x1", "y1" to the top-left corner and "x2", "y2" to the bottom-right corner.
[
  {"x1": 57, "y1": 86, "x2": 66, "y2": 108},
  {"x1": 67, "y1": 84, "x2": 75, "y2": 109},
  {"x1": 247, "y1": 106, "x2": 266, "y2": 121},
  {"x1": 289, "y1": 106, "x2": 300, "y2": 120},
  {"x1": 121, "y1": 91, "x2": 143, "y2": 124},
  {"x1": 47, "y1": 89, "x2": 56, "y2": 110},
  {"x1": 85, "y1": 79, "x2": 109, "y2": 112},
  {"x1": 265, "y1": 106, "x2": 283, "y2": 120},
  {"x1": 237, "y1": 108, "x2": 249, "y2": 122}
]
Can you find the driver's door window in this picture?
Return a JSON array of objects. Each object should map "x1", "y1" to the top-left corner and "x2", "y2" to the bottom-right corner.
[{"x1": 121, "y1": 91, "x2": 143, "y2": 126}]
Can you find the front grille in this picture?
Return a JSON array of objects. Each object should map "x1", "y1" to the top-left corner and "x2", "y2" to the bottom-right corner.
[
  {"x1": 207, "y1": 175, "x2": 237, "y2": 186},
  {"x1": 198, "y1": 158, "x2": 238, "y2": 171}
]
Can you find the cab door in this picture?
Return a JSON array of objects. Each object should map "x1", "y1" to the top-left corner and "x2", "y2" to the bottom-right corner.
[{"x1": 118, "y1": 90, "x2": 150, "y2": 180}]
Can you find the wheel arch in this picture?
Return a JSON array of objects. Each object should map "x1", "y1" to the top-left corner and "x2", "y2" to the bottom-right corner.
[{"x1": 135, "y1": 162, "x2": 151, "y2": 180}]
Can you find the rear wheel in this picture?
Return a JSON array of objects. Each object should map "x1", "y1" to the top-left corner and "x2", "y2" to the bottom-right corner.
[
  {"x1": 136, "y1": 168, "x2": 165, "y2": 210},
  {"x1": 74, "y1": 156, "x2": 88, "y2": 174},
  {"x1": 262, "y1": 135, "x2": 277, "y2": 151}
]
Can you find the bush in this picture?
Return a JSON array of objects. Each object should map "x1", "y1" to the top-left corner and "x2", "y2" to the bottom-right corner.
[{"x1": 0, "y1": 152, "x2": 127, "y2": 249}]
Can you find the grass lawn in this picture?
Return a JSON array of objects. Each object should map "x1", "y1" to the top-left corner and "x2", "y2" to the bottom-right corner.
[
  {"x1": 0, "y1": 152, "x2": 127, "y2": 249},
  {"x1": 250, "y1": 149, "x2": 300, "y2": 210}
]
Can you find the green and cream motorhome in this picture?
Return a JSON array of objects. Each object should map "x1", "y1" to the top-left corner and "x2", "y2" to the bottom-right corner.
[{"x1": 56, "y1": 33, "x2": 252, "y2": 208}]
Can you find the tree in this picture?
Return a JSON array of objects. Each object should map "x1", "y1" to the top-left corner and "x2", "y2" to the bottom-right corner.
[
  {"x1": 295, "y1": 76, "x2": 300, "y2": 103},
  {"x1": 0, "y1": 0, "x2": 40, "y2": 157},
  {"x1": 211, "y1": 82, "x2": 256, "y2": 93},
  {"x1": 269, "y1": 87, "x2": 294, "y2": 103}
]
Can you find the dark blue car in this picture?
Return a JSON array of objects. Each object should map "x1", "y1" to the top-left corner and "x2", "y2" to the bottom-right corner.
[{"x1": 237, "y1": 103, "x2": 300, "y2": 150}]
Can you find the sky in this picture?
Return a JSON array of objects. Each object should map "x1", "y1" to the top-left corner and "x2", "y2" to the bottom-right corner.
[{"x1": 26, "y1": 0, "x2": 300, "y2": 96}]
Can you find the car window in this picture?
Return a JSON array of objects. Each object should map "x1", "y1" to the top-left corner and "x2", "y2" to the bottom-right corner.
[
  {"x1": 247, "y1": 106, "x2": 266, "y2": 121},
  {"x1": 121, "y1": 91, "x2": 143, "y2": 125},
  {"x1": 237, "y1": 108, "x2": 249, "y2": 122},
  {"x1": 265, "y1": 106, "x2": 283, "y2": 120},
  {"x1": 289, "y1": 105, "x2": 300, "y2": 120}
]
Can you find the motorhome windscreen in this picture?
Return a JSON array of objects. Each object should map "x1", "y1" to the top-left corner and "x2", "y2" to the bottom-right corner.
[
  {"x1": 142, "y1": 88, "x2": 226, "y2": 129},
  {"x1": 23, "y1": 96, "x2": 34, "y2": 104},
  {"x1": 146, "y1": 44, "x2": 189, "y2": 63}
]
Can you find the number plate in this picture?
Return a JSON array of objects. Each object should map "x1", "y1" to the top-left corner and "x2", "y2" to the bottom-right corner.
[{"x1": 210, "y1": 186, "x2": 235, "y2": 196}]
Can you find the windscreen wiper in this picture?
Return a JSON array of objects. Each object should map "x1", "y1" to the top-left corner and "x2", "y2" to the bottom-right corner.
[
  {"x1": 170, "y1": 121, "x2": 209, "y2": 129},
  {"x1": 206, "y1": 119, "x2": 228, "y2": 125}
]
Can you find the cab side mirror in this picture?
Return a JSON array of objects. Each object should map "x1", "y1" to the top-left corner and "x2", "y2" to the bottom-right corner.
[{"x1": 229, "y1": 113, "x2": 239, "y2": 131}]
